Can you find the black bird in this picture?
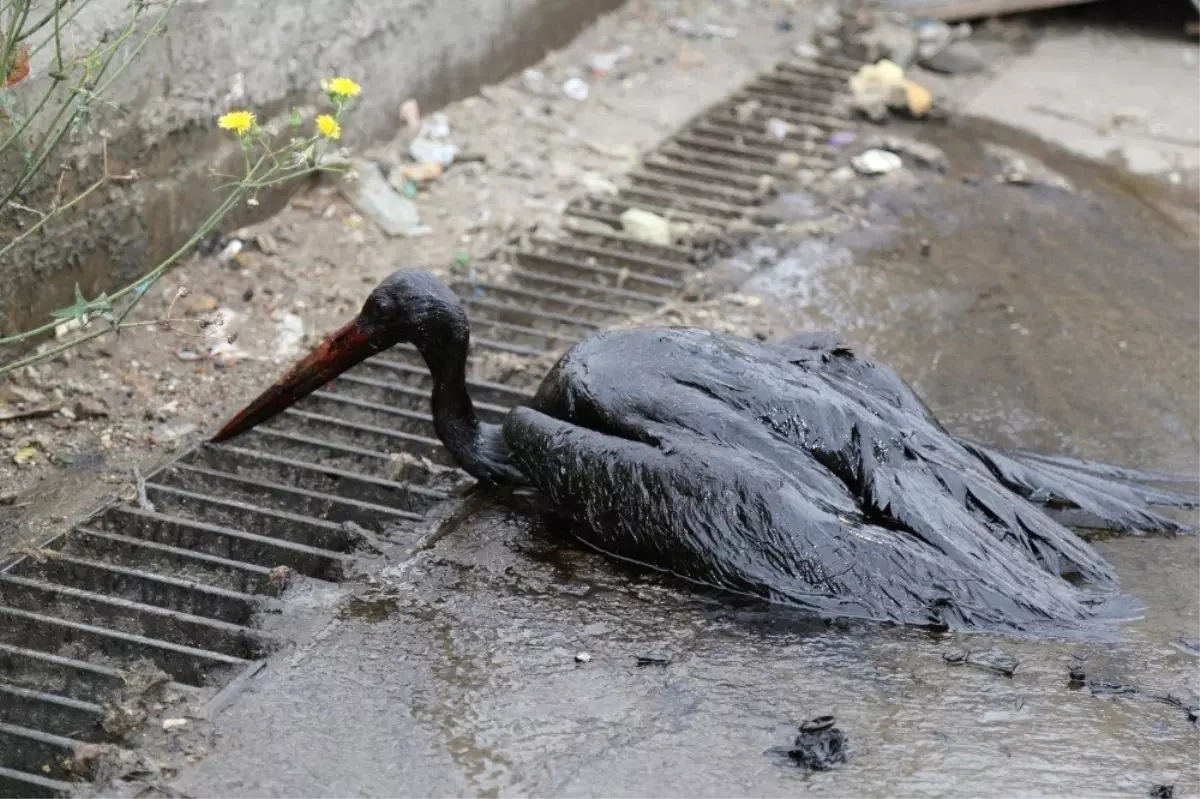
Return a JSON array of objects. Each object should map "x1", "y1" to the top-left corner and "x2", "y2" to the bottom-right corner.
[{"x1": 212, "y1": 270, "x2": 1197, "y2": 634}]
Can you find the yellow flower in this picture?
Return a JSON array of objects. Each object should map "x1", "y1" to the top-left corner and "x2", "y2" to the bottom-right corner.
[
  {"x1": 322, "y1": 77, "x2": 361, "y2": 98},
  {"x1": 217, "y1": 110, "x2": 256, "y2": 136},
  {"x1": 315, "y1": 114, "x2": 341, "y2": 140}
]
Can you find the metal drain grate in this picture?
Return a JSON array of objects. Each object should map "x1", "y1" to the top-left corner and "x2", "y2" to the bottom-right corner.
[{"x1": 0, "y1": 54, "x2": 856, "y2": 797}]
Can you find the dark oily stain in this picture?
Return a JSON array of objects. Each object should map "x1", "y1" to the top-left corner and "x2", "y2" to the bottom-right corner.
[
  {"x1": 1066, "y1": 655, "x2": 1139, "y2": 697},
  {"x1": 341, "y1": 594, "x2": 401, "y2": 624},
  {"x1": 1169, "y1": 637, "x2": 1200, "y2": 657},
  {"x1": 1149, "y1": 785, "x2": 1174, "y2": 799},
  {"x1": 942, "y1": 647, "x2": 1019, "y2": 677},
  {"x1": 1152, "y1": 691, "x2": 1200, "y2": 729},
  {"x1": 769, "y1": 715, "x2": 847, "y2": 772},
  {"x1": 635, "y1": 654, "x2": 671, "y2": 667},
  {"x1": 1087, "y1": 678, "x2": 1139, "y2": 699}
]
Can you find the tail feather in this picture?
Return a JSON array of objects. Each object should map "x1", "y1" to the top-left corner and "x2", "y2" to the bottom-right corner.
[
  {"x1": 957, "y1": 440, "x2": 1198, "y2": 535},
  {"x1": 993, "y1": 446, "x2": 1199, "y2": 488}
]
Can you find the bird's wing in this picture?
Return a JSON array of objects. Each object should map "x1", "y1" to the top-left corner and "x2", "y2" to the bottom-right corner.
[
  {"x1": 502, "y1": 405, "x2": 1128, "y2": 635},
  {"x1": 805, "y1": 347, "x2": 1197, "y2": 536}
]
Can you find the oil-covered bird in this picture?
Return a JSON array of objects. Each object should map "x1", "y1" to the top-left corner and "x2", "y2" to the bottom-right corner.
[{"x1": 212, "y1": 269, "x2": 1198, "y2": 635}]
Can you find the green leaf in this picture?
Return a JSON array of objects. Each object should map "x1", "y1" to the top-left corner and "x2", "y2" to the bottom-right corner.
[
  {"x1": 289, "y1": 107, "x2": 302, "y2": 129},
  {"x1": 48, "y1": 283, "x2": 113, "y2": 320}
]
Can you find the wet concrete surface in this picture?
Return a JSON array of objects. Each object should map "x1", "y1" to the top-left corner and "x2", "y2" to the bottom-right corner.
[{"x1": 156, "y1": 119, "x2": 1199, "y2": 797}]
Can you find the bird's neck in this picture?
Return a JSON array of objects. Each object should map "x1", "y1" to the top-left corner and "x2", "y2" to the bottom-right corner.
[{"x1": 420, "y1": 331, "x2": 527, "y2": 486}]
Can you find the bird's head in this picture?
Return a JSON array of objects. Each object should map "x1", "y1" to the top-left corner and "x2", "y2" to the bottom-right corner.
[{"x1": 211, "y1": 268, "x2": 465, "y2": 442}]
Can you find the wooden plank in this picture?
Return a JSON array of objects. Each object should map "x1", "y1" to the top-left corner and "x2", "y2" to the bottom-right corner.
[{"x1": 873, "y1": 0, "x2": 1103, "y2": 22}]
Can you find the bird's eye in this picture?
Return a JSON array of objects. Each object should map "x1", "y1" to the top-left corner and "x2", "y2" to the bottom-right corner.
[{"x1": 364, "y1": 294, "x2": 391, "y2": 318}]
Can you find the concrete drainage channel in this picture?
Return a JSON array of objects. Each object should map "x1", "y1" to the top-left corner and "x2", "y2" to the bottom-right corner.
[{"x1": 0, "y1": 54, "x2": 858, "y2": 797}]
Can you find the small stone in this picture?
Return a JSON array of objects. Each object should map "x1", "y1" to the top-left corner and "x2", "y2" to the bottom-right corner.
[
  {"x1": 851, "y1": 149, "x2": 903, "y2": 176},
  {"x1": 574, "y1": 651, "x2": 592, "y2": 663},
  {"x1": 162, "y1": 717, "x2": 188, "y2": 731},
  {"x1": 254, "y1": 232, "x2": 279, "y2": 255},
  {"x1": 920, "y1": 40, "x2": 986, "y2": 74},
  {"x1": 867, "y1": 135, "x2": 946, "y2": 170},
  {"x1": 74, "y1": 397, "x2": 109, "y2": 419},
  {"x1": 562, "y1": 77, "x2": 589, "y2": 102}
]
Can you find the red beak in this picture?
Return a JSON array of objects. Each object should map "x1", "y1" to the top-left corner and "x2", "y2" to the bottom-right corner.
[{"x1": 211, "y1": 317, "x2": 377, "y2": 442}]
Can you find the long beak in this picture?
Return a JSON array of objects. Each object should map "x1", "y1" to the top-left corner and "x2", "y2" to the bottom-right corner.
[{"x1": 211, "y1": 317, "x2": 376, "y2": 442}]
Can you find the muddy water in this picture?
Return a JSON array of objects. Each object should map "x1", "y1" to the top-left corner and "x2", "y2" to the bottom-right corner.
[{"x1": 167, "y1": 119, "x2": 1199, "y2": 798}]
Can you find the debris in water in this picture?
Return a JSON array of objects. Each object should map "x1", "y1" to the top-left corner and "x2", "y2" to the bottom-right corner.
[
  {"x1": 1068, "y1": 664, "x2": 1087, "y2": 687},
  {"x1": 340, "y1": 160, "x2": 429, "y2": 238},
  {"x1": 1151, "y1": 690, "x2": 1199, "y2": 728},
  {"x1": 267, "y1": 565, "x2": 292, "y2": 591},
  {"x1": 983, "y1": 142, "x2": 1074, "y2": 192},
  {"x1": 161, "y1": 717, "x2": 188, "y2": 731},
  {"x1": 772, "y1": 715, "x2": 847, "y2": 771},
  {"x1": 635, "y1": 654, "x2": 671, "y2": 667},
  {"x1": 866, "y1": 135, "x2": 947, "y2": 171},
  {"x1": 574, "y1": 651, "x2": 592, "y2": 663},
  {"x1": 851, "y1": 148, "x2": 903, "y2": 176},
  {"x1": 1088, "y1": 678, "x2": 1138, "y2": 699},
  {"x1": 562, "y1": 77, "x2": 590, "y2": 102},
  {"x1": 943, "y1": 647, "x2": 1019, "y2": 677},
  {"x1": 1149, "y1": 785, "x2": 1174, "y2": 799}
]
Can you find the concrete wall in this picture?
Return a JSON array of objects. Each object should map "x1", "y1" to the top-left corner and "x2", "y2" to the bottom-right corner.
[{"x1": 0, "y1": 0, "x2": 624, "y2": 337}]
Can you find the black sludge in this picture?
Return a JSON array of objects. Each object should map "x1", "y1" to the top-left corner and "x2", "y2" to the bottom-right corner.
[{"x1": 504, "y1": 328, "x2": 1194, "y2": 635}]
